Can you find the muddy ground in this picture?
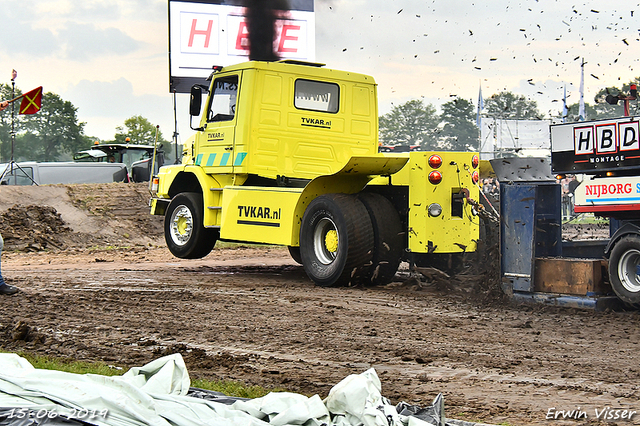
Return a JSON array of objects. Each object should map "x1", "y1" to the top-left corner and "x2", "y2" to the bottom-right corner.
[{"x1": 0, "y1": 183, "x2": 639, "y2": 426}]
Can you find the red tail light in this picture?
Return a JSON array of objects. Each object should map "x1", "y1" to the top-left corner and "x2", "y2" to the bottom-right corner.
[
  {"x1": 472, "y1": 171, "x2": 479, "y2": 184},
  {"x1": 428, "y1": 154, "x2": 442, "y2": 169},
  {"x1": 429, "y1": 171, "x2": 442, "y2": 185},
  {"x1": 472, "y1": 155, "x2": 479, "y2": 169}
]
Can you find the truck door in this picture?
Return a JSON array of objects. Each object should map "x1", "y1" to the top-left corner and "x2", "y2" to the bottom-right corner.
[{"x1": 195, "y1": 73, "x2": 240, "y2": 174}]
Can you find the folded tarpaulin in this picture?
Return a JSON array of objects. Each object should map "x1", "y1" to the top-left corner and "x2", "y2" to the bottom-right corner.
[{"x1": 0, "y1": 353, "x2": 491, "y2": 426}]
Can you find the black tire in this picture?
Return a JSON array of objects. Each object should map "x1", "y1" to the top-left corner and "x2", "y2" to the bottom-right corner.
[
  {"x1": 288, "y1": 246, "x2": 302, "y2": 265},
  {"x1": 164, "y1": 192, "x2": 218, "y2": 259},
  {"x1": 608, "y1": 235, "x2": 640, "y2": 308},
  {"x1": 357, "y1": 193, "x2": 403, "y2": 285},
  {"x1": 299, "y1": 194, "x2": 374, "y2": 287}
]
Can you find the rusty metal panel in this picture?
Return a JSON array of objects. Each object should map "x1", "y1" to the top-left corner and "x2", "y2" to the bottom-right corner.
[{"x1": 534, "y1": 258, "x2": 609, "y2": 295}]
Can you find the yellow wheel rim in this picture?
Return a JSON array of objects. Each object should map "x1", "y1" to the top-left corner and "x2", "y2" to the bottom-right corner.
[
  {"x1": 169, "y1": 205, "x2": 194, "y2": 246},
  {"x1": 177, "y1": 216, "x2": 188, "y2": 235},
  {"x1": 325, "y1": 230, "x2": 338, "y2": 253}
]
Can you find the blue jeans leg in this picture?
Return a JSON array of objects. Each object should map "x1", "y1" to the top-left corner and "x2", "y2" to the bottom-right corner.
[{"x1": 0, "y1": 233, "x2": 6, "y2": 287}]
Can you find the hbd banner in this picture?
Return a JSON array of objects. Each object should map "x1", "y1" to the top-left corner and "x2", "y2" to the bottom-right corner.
[
  {"x1": 168, "y1": 0, "x2": 315, "y2": 93},
  {"x1": 551, "y1": 117, "x2": 640, "y2": 174}
]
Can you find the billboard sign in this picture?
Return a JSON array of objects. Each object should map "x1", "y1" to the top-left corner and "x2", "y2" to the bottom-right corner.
[
  {"x1": 550, "y1": 117, "x2": 640, "y2": 174},
  {"x1": 168, "y1": 0, "x2": 315, "y2": 93}
]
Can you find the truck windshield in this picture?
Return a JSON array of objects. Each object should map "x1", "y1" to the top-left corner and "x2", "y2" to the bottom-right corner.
[{"x1": 208, "y1": 76, "x2": 238, "y2": 122}]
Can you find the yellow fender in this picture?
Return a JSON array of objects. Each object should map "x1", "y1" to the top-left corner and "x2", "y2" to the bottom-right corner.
[{"x1": 291, "y1": 155, "x2": 408, "y2": 245}]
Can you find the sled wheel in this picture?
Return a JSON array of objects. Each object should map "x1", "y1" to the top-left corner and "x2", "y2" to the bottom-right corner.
[
  {"x1": 357, "y1": 193, "x2": 403, "y2": 285},
  {"x1": 165, "y1": 192, "x2": 218, "y2": 259},
  {"x1": 300, "y1": 194, "x2": 373, "y2": 287},
  {"x1": 288, "y1": 246, "x2": 302, "y2": 265},
  {"x1": 609, "y1": 235, "x2": 640, "y2": 308}
]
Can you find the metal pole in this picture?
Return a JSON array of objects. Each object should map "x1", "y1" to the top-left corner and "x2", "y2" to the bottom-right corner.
[
  {"x1": 149, "y1": 125, "x2": 160, "y2": 194},
  {"x1": 10, "y1": 74, "x2": 15, "y2": 184},
  {"x1": 0, "y1": 70, "x2": 37, "y2": 186},
  {"x1": 173, "y1": 90, "x2": 180, "y2": 164}
]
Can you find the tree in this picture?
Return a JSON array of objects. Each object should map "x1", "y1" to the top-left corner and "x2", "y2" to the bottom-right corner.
[
  {"x1": 560, "y1": 79, "x2": 640, "y2": 122},
  {"x1": 592, "y1": 79, "x2": 640, "y2": 119},
  {"x1": 483, "y1": 91, "x2": 542, "y2": 120},
  {"x1": 439, "y1": 98, "x2": 478, "y2": 151},
  {"x1": 114, "y1": 115, "x2": 169, "y2": 145},
  {"x1": 563, "y1": 102, "x2": 598, "y2": 123},
  {"x1": 18, "y1": 92, "x2": 90, "y2": 161},
  {"x1": 378, "y1": 100, "x2": 440, "y2": 148}
]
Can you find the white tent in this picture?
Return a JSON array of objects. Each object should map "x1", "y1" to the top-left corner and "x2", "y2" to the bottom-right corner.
[{"x1": 479, "y1": 118, "x2": 551, "y2": 160}]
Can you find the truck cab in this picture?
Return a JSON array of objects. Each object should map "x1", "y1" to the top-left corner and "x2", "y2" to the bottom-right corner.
[
  {"x1": 552, "y1": 116, "x2": 640, "y2": 307},
  {"x1": 151, "y1": 60, "x2": 479, "y2": 287},
  {"x1": 74, "y1": 143, "x2": 164, "y2": 183},
  {"x1": 181, "y1": 60, "x2": 379, "y2": 180}
]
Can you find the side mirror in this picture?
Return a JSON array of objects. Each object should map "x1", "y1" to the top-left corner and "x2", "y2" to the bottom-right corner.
[{"x1": 190, "y1": 86, "x2": 203, "y2": 116}]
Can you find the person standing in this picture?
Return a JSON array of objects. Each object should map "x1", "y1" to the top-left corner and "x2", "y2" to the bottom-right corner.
[
  {"x1": 561, "y1": 176, "x2": 572, "y2": 220},
  {"x1": 568, "y1": 175, "x2": 580, "y2": 219},
  {"x1": 0, "y1": 233, "x2": 18, "y2": 295}
]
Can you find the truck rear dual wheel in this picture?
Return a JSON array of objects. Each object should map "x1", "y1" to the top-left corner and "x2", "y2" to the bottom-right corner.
[
  {"x1": 300, "y1": 194, "x2": 374, "y2": 287},
  {"x1": 165, "y1": 192, "x2": 219, "y2": 259},
  {"x1": 608, "y1": 235, "x2": 640, "y2": 308},
  {"x1": 357, "y1": 193, "x2": 404, "y2": 286}
]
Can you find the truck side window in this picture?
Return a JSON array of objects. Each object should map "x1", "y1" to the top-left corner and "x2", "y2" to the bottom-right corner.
[
  {"x1": 208, "y1": 76, "x2": 239, "y2": 122},
  {"x1": 294, "y1": 79, "x2": 339, "y2": 113}
]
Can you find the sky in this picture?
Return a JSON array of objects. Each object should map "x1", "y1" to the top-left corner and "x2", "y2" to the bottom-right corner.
[{"x1": 1, "y1": 0, "x2": 640, "y2": 144}]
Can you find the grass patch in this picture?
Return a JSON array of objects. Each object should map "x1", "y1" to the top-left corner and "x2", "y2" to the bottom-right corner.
[
  {"x1": 191, "y1": 378, "x2": 283, "y2": 399},
  {"x1": 6, "y1": 351, "x2": 282, "y2": 399},
  {"x1": 16, "y1": 352, "x2": 124, "y2": 376},
  {"x1": 563, "y1": 214, "x2": 609, "y2": 225}
]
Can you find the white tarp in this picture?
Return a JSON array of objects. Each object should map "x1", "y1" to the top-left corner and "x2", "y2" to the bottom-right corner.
[{"x1": 0, "y1": 353, "x2": 489, "y2": 426}]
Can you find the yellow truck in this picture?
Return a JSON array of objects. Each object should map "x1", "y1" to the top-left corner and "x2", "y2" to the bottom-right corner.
[{"x1": 150, "y1": 60, "x2": 480, "y2": 287}]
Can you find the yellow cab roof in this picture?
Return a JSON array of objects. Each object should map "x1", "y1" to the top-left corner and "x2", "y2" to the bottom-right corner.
[{"x1": 214, "y1": 60, "x2": 377, "y2": 86}]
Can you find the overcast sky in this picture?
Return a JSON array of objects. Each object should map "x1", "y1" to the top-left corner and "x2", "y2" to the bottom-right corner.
[{"x1": 1, "y1": 0, "x2": 639, "y2": 143}]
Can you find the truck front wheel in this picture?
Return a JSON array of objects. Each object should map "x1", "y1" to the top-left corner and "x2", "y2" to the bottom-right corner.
[
  {"x1": 609, "y1": 234, "x2": 640, "y2": 308},
  {"x1": 300, "y1": 194, "x2": 373, "y2": 287},
  {"x1": 165, "y1": 192, "x2": 218, "y2": 259}
]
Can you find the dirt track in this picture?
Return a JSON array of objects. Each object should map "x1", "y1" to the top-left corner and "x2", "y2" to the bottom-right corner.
[{"x1": 1, "y1": 184, "x2": 639, "y2": 425}]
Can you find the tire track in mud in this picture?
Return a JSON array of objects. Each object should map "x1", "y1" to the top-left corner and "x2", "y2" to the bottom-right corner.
[{"x1": 2, "y1": 250, "x2": 640, "y2": 425}]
